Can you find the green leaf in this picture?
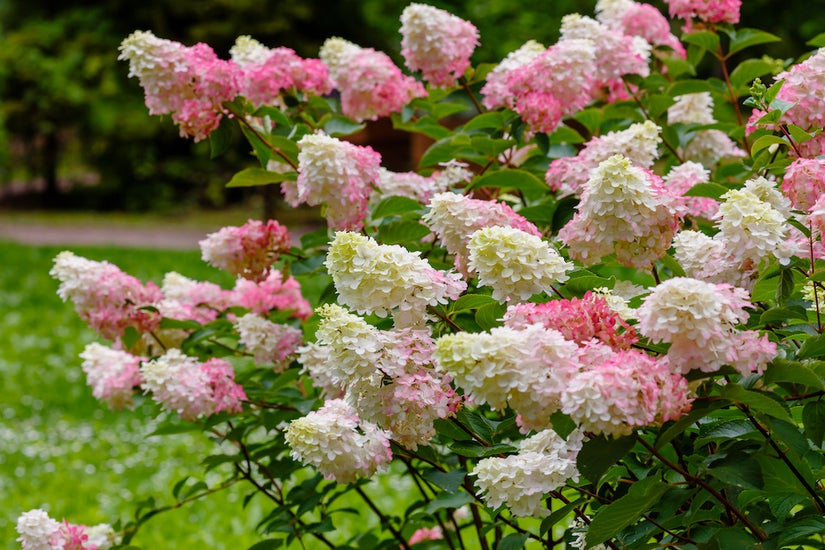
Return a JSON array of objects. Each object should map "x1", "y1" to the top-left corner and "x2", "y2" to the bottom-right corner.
[
  {"x1": 564, "y1": 275, "x2": 614, "y2": 295},
  {"x1": 807, "y1": 33, "x2": 825, "y2": 48},
  {"x1": 776, "y1": 267, "x2": 796, "y2": 305},
  {"x1": 709, "y1": 527, "x2": 759, "y2": 548},
  {"x1": 517, "y1": 205, "x2": 556, "y2": 226},
  {"x1": 497, "y1": 533, "x2": 529, "y2": 550},
  {"x1": 423, "y1": 492, "x2": 474, "y2": 514},
  {"x1": 449, "y1": 441, "x2": 516, "y2": 458},
  {"x1": 450, "y1": 294, "x2": 497, "y2": 313},
  {"x1": 668, "y1": 79, "x2": 715, "y2": 97},
  {"x1": 719, "y1": 384, "x2": 793, "y2": 423},
  {"x1": 246, "y1": 540, "x2": 284, "y2": 550},
  {"x1": 122, "y1": 326, "x2": 140, "y2": 350},
  {"x1": 210, "y1": 116, "x2": 233, "y2": 158},
  {"x1": 803, "y1": 401, "x2": 825, "y2": 447},
  {"x1": 725, "y1": 28, "x2": 781, "y2": 56},
  {"x1": 422, "y1": 468, "x2": 466, "y2": 494},
  {"x1": 763, "y1": 360, "x2": 825, "y2": 390},
  {"x1": 470, "y1": 136, "x2": 516, "y2": 158},
  {"x1": 708, "y1": 454, "x2": 764, "y2": 489},
  {"x1": 475, "y1": 302, "x2": 506, "y2": 330},
  {"x1": 253, "y1": 105, "x2": 292, "y2": 129},
  {"x1": 576, "y1": 435, "x2": 635, "y2": 484},
  {"x1": 655, "y1": 398, "x2": 730, "y2": 449},
  {"x1": 466, "y1": 169, "x2": 548, "y2": 195},
  {"x1": 419, "y1": 136, "x2": 478, "y2": 168},
  {"x1": 729, "y1": 59, "x2": 775, "y2": 92},
  {"x1": 323, "y1": 115, "x2": 365, "y2": 137},
  {"x1": 464, "y1": 111, "x2": 507, "y2": 131},
  {"x1": 376, "y1": 220, "x2": 431, "y2": 245},
  {"x1": 797, "y1": 333, "x2": 825, "y2": 360},
  {"x1": 585, "y1": 478, "x2": 670, "y2": 548},
  {"x1": 750, "y1": 134, "x2": 788, "y2": 155},
  {"x1": 778, "y1": 517, "x2": 825, "y2": 546},
  {"x1": 787, "y1": 123, "x2": 815, "y2": 144},
  {"x1": 682, "y1": 31, "x2": 720, "y2": 53},
  {"x1": 226, "y1": 167, "x2": 297, "y2": 188},
  {"x1": 759, "y1": 307, "x2": 810, "y2": 326},
  {"x1": 369, "y1": 196, "x2": 423, "y2": 221}
]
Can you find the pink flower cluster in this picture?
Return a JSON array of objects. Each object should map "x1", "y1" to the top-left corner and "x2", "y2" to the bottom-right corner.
[
  {"x1": 423, "y1": 192, "x2": 541, "y2": 276},
  {"x1": 637, "y1": 277, "x2": 776, "y2": 375},
  {"x1": 373, "y1": 162, "x2": 472, "y2": 205},
  {"x1": 782, "y1": 158, "x2": 825, "y2": 211},
  {"x1": 504, "y1": 292, "x2": 638, "y2": 351},
  {"x1": 230, "y1": 36, "x2": 332, "y2": 108},
  {"x1": 399, "y1": 3, "x2": 479, "y2": 87},
  {"x1": 320, "y1": 37, "x2": 425, "y2": 122},
  {"x1": 79, "y1": 343, "x2": 144, "y2": 410},
  {"x1": 199, "y1": 219, "x2": 291, "y2": 281},
  {"x1": 232, "y1": 270, "x2": 312, "y2": 319},
  {"x1": 283, "y1": 133, "x2": 381, "y2": 231},
  {"x1": 140, "y1": 349, "x2": 247, "y2": 421},
  {"x1": 665, "y1": 0, "x2": 741, "y2": 25},
  {"x1": 51, "y1": 251, "x2": 163, "y2": 341},
  {"x1": 597, "y1": 0, "x2": 685, "y2": 57},
  {"x1": 660, "y1": 161, "x2": 718, "y2": 219}
]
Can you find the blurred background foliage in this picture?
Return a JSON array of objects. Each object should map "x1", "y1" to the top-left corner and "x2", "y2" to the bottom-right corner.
[{"x1": 0, "y1": 0, "x2": 822, "y2": 213}]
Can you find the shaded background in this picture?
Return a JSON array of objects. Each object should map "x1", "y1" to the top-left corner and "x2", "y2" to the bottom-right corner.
[{"x1": 2, "y1": 0, "x2": 820, "y2": 216}]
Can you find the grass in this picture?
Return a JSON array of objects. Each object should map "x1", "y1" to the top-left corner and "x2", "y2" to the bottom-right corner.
[{"x1": 0, "y1": 241, "x2": 265, "y2": 549}]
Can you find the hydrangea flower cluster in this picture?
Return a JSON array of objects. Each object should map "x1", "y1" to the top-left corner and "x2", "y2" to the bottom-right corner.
[
  {"x1": 782, "y1": 157, "x2": 825, "y2": 211},
  {"x1": 466, "y1": 225, "x2": 573, "y2": 302},
  {"x1": 140, "y1": 349, "x2": 246, "y2": 421},
  {"x1": 229, "y1": 36, "x2": 332, "y2": 108},
  {"x1": 748, "y1": 49, "x2": 825, "y2": 158},
  {"x1": 423, "y1": 192, "x2": 541, "y2": 276},
  {"x1": 284, "y1": 399, "x2": 392, "y2": 483},
  {"x1": 319, "y1": 37, "x2": 425, "y2": 121},
  {"x1": 399, "y1": 3, "x2": 479, "y2": 87},
  {"x1": 559, "y1": 154, "x2": 678, "y2": 269},
  {"x1": 325, "y1": 232, "x2": 466, "y2": 327},
  {"x1": 664, "y1": 0, "x2": 741, "y2": 25},
  {"x1": 637, "y1": 277, "x2": 776, "y2": 375},
  {"x1": 51, "y1": 251, "x2": 163, "y2": 341},
  {"x1": 596, "y1": 0, "x2": 685, "y2": 57},
  {"x1": 231, "y1": 270, "x2": 313, "y2": 319},
  {"x1": 234, "y1": 313, "x2": 303, "y2": 370},
  {"x1": 283, "y1": 133, "x2": 381, "y2": 231},
  {"x1": 16, "y1": 509, "x2": 117, "y2": 550},
  {"x1": 118, "y1": 31, "x2": 238, "y2": 141},
  {"x1": 474, "y1": 429, "x2": 582, "y2": 517},
  {"x1": 160, "y1": 271, "x2": 234, "y2": 323},
  {"x1": 79, "y1": 343, "x2": 144, "y2": 410},
  {"x1": 545, "y1": 120, "x2": 662, "y2": 196},
  {"x1": 668, "y1": 93, "x2": 745, "y2": 167},
  {"x1": 199, "y1": 219, "x2": 291, "y2": 281},
  {"x1": 503, "y1": 291, "x2": 638, "y2": 350},
  {"x1": 660, "y1": 161, "x2": 718, "y2": 219},
  {"x1": 481, "y1": 40, "x2": 546, "y2": 110}
]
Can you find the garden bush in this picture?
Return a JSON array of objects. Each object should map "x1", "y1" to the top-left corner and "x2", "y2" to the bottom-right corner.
[{"x1": 15, "y1": 0, "x2": 825, "y2": 548}]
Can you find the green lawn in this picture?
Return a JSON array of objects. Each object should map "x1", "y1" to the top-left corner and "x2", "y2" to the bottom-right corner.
[{"x1": 0, "y1": 241, "x2": 265, "y2": 549}]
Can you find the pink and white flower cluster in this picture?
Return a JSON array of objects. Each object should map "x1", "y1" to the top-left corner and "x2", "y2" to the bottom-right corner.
[
  {"x1": 372, "y1": 162, "x2": 472, "y2": 206},
  {"x1": 199, "y1": 219, "x2": 291, "y2": 281},
  {"x1": 284, "y1": 399, "x2": 392, "y2": 483},
  {"x1": 638, "y1": 277, "x2": 776, "y2": 375},
  {"x1": 399, "y1": 3, "x2": 479, "y2": 87},
  {"x1": 235, "y1": 313, "x2": 303, "y2": 370},
  {"x1": 668, "y1": 93, "x2": 745, "y2": 167},
  {"x1": 596, "y1": 0, "x2": 685, "y2": 57},
  {"x1": 16, "y1": 509, "x2": 117, "y2": 550},
  {"x1": 664, "y1": 0, "x2": 741, "y2": 26},
  {"x1": 319, "y1": 37, "x2": 425, "y2": 121},
  {"x1": 283, "y1": 133, "x2": 381, "y2": 231},
  {"x1": 79, "y1": 343, "x2": 144, "y2": 410}
]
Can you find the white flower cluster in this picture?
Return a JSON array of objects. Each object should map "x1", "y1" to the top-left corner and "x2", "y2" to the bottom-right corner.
[
  {"x1": 235, "y1": 313, "x2": 303, "y2": 370},
  {"x1": 668, "y1": 93, "x2": 745, "y2": 167},
  {"x1": 285, "y1": 399, "x2": 392, "y2": 483},
  {"x1": 467, "y1": 225, "x2": 573, "y2": 302},
  {"x1": 325, "y1": 232, "x2": 466, "y2": 327},
  {"x1": 16, "y1": 509, "x2": 60, "y2": 550},
  {"x1": 229, "y1": 35, "x2": 271, "y2": 67},
  {"x1": 474, "y1": 429, "x2": 582, "y2": 517}
]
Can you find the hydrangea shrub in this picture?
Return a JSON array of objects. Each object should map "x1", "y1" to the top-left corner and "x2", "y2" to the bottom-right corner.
[{"x1": 20, "y1": 1, "x2": 825, "y2": 548}]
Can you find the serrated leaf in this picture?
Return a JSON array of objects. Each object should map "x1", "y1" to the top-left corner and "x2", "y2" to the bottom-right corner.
[
  {"x1": 466, "y1": 169, "x2": 548, "y2": 195},
  {"x1": 497, "y1": 533, "x2": 529, "y2": 550},
  {"x1": 370, "y1": 196, "x2": 423, "y2": 221},
  {"x1": 585, "y1": 478, "x2": 670, "y2": 548},
  {"x1": 422, "y1": 468, "x2": 466, "y2": 494},
  {"x1": 423, "y1": 492, "x2": 475, "y2": 514},
  {"x1": 576, "y1": 435, "x2": 635, "y2": 484},
  {"x1": 764, "y1": 360, "x2": 825, "y2": 390},
  {"x1": 450, "y1": 294, "x2": 497, "y2": 313},
  {"x1": 227, "y1": 167, "x2": 297, "y2": 188},
  {"x1": 797, "y1": 333, "x2": 825, "y2": 360},
  {"x1": 726, "y1": 28, "x2": 781, "y2": 56},
  {"x1": 708, "y1": 454, "x2": 764, "y2": 489},
  {"x1": 719, "y1": 384, "x2": 793, "y2": 423},
  {"x1": 750, "y1": 134, "x2": 788, "y2": 155},
  {"x1": 729, "y1": 59, "x2": 774, "y2": 92}
]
